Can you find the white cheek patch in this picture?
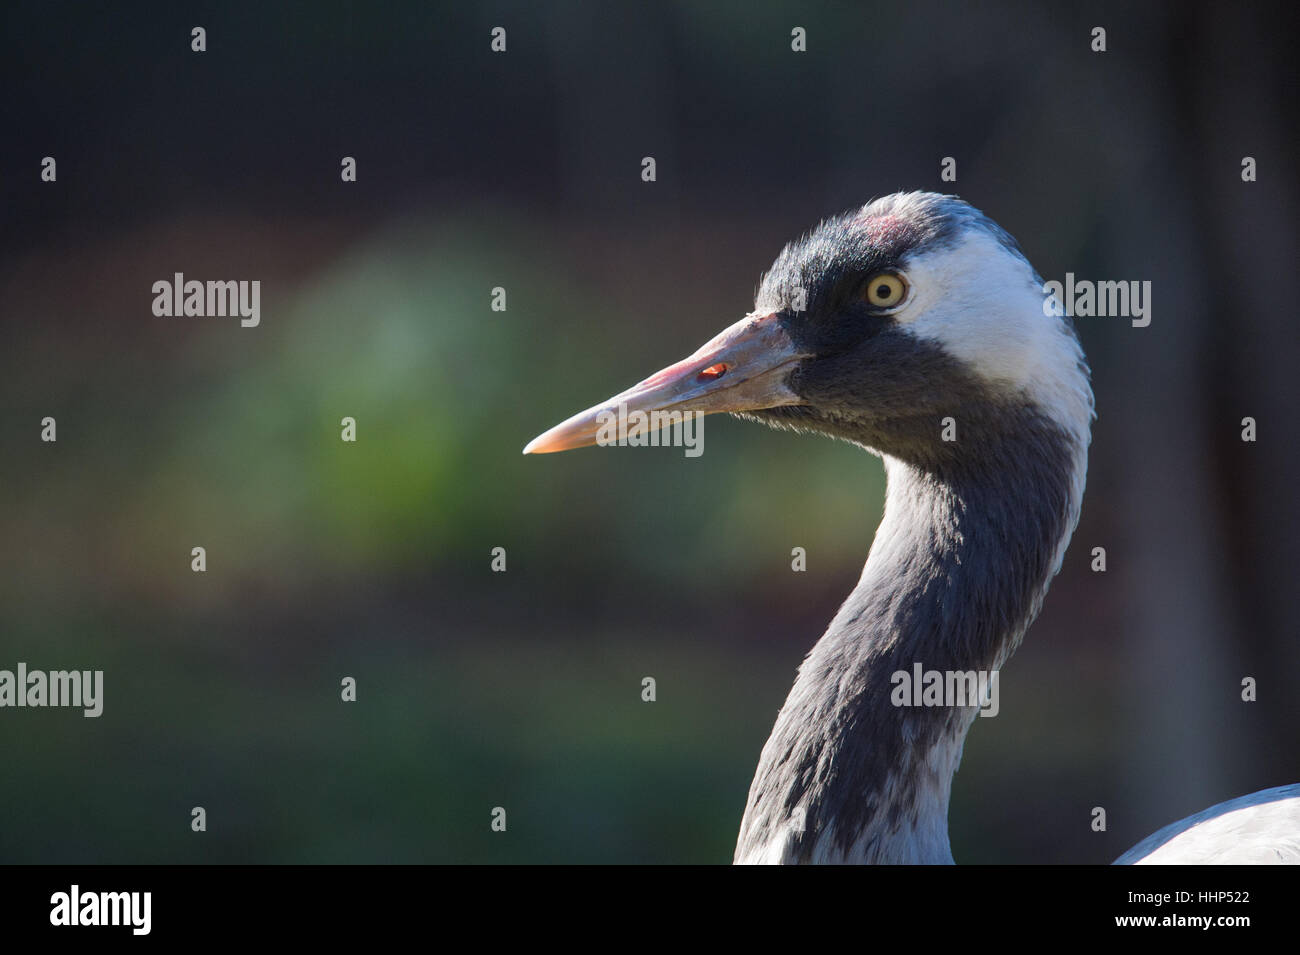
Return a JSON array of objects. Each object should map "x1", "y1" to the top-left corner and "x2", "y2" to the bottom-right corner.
[{"x1": 891, "y1": 231, "x2": 1093, "y2": 443}]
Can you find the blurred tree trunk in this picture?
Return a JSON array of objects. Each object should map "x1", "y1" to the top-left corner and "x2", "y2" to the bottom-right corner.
[{"x1": 1111, "y1": 1, "x2": 1298, "y2": 848}]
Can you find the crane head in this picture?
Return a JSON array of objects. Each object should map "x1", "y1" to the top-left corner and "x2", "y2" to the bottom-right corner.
[{"x1": 524, "y1": 191, "x2": 1091, "y2": 468}]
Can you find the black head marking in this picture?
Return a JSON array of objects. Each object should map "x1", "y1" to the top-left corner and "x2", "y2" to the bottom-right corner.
[
  {"x1": 739, "y1": 192, "x2": 1073, "y2": 471},
  {"x1": 755, "y1": 192, "x2": 1037, "y2": 319}
]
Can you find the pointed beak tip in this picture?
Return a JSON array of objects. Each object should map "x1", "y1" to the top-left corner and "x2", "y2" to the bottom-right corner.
[
  {"x1": 520, "y1": 311, "x2": 803, "y2": 460},
  {"x1": 523, "y1": 431, "x2": 566, "y2": 455}
]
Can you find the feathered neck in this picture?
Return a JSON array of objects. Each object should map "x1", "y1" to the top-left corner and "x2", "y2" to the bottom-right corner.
[{"x1": 734, "y1": 404, "x2": 1087, "y2": 864}]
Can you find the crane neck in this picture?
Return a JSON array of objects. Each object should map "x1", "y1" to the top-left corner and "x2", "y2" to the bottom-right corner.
[{"x1": 734, "y1": 406, "x2": 1086, "y2": 863}]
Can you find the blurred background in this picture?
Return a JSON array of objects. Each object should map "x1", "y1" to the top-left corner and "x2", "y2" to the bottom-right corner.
[{"x1": 0, "y1": 0, "x2": 1295, "y2": 863}]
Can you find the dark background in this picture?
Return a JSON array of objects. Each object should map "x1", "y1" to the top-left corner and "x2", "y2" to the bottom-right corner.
[{"x1": 0, "y1": 0, "x2": 1295, "y2": 863}]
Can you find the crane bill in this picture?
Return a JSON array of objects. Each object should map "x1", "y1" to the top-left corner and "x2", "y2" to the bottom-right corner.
[{"x1": 523, "y1": 311, "x2": 808, "y2": 454}]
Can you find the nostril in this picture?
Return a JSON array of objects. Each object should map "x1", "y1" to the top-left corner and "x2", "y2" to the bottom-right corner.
[{"x1": 697, "y1": 362, "x2": 728, "y2": 382}]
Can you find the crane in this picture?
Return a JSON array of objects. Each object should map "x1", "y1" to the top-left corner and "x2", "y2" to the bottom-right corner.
[{"x1": 524, "y1": 191, "x2": 1300, "y2": 864}]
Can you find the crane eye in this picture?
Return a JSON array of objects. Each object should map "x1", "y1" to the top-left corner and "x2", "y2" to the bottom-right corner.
[{"x1": 863, "y1": 273, "x2": 907, "y2": 309}]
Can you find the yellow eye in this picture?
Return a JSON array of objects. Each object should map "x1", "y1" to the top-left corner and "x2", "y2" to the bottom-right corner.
[{"x1": 864, "y1": 273, "x2": 907, "y2": 309}]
